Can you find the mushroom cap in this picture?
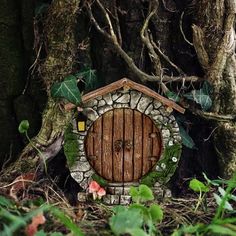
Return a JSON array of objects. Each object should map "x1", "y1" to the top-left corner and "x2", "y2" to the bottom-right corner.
[
  {"x1": 88, "y1": 181, "x2": 100, "y2": 193},
  {"x1": 97, "y1": 187, "x2": 106, "y2": 197}
]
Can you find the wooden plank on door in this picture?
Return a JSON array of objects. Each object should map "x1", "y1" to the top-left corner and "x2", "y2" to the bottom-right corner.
[
  {"x1": 93, "y1": 117, "x2": 103, "y2": 175},
  {"x1": 102, "y1": 110, "x2": 113, "y2": 180},
  {"x1": 85, "y1": 125, "x2": 94, "y2": 163},
  {"x1": 133, "y1": 110, "x2": 143, "y2": 180},
  {"x1": 151, "y1": 124, "x2": 162, "y2": 165},
  {"x1": 142, "y1": 115, "x2": 153, "y2": 175},
  {"x1": 124, "y1": 109, "x2": 133, "y2": 182},
  {"x1": 113, "y1": 109, "x2": 123, "y2": 182}
]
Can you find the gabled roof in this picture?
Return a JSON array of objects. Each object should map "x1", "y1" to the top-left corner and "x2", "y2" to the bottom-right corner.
[{"x1": 82, "y1": 78, "x2": 185, "y2": 113}]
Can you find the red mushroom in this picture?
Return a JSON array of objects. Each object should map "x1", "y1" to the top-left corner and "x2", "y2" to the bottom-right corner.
[
  {"x1": 97, "y1": 187, "x2": 106, "y2": 199},
  {"x1": 88, "y1": 181, "x2": 100, "y2": 193}
]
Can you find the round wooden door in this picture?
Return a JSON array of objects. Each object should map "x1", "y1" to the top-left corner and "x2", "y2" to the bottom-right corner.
[{"x1": 85, "y1": 108, "x2": 162, "y2": 183}]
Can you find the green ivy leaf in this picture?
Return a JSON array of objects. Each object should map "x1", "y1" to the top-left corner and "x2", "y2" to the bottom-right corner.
[
  {"x1": 139, "y1": 185, "x2": 154, "y2": 202},
  {"x1": 207, "y1": 224, "x2": 236, "y2": 236},
  {"x1": 149, "y1": 204, "x2": 163, "y2": 222},
  {"x1": 18, "y1": 120, "x2": 29, "y2": 134},
  {"x1": 184, "y1": 82, "x2": 212, "y2": 111},
  {"x1": 189, "y1": 179, "x2": 209, "y2": 193},
  {"x1": 179, "y1": 125, "x2": 196, "y2": 149},
  {"x1": 109, "y1": 208, "x2": 143, "y2": 235},
  {"x1": 51, "y1": 75, "x2": 81, "y2": 105},
  {"x1": 76, "y1": 68, "x2": 97, "y2": 91},
  {"x1": 130, "y1": 186, "x2": 139, "y2": 202},
  {"x1": 127, "y1": 228, "x2": 149, "y2": 236},
  {"x1": 166, "y1": 91, "x2": 180, "y2": 102},
  {"x1": 213, "y1": 193, "x2": 233, "y2": 211}
]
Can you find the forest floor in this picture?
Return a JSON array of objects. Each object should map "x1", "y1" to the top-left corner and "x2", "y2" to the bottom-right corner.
[{"x1": 0, "y1": 177, "x2": 223, "y2": 236}]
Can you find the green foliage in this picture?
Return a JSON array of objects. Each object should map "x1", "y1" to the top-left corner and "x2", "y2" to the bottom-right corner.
[
  {"x1": 109, "y1": 207, "x2": 144, "y2": 236},
  {"x1": 0, "y1": 196, "x2": 84, "y2": 236},
  {"x1": 18, "y1": 120, "x2": 29, "y2": 134},
  {"x1": 179, "y1": 125, "x2": 196, "y2": 149},
  {"x1": 141, "y1": 143, "x2": 181, "y2": 187},
  {"x1": 91, "y1": 173, "x2": 108, "y2": 187},
  {"x1": 174, "y1": 174, "x2": 236, "y2": 235},
  {"x1": 75, "y1": 68, "x2": 97, "y2": 92},
  {"x1": 63, "y1": 124, "x2": 79, "y2": 167},
  {"x1": 166, "y1": 91, "x2": 180, "y2": 102},
  {"x1": 189, "y1": 179, "x2": 209, "y2": 193},
  {"x1": 184, "y1": 81, "x2": 212, "y2": 111},
  {"x1": 109, "y1": 185, "x2": 163, "y2": 236},
  {"x1": 51, "y1": 75, "x2": 81, "y2": 105},
  {"x1": 130, "y1": 185, "x2": 154, "y2": 203}
]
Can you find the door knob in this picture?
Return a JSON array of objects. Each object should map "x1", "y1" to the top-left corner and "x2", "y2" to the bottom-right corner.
[
  {"x1": 124, "y1": 140, "x2": 132, "y2": 151},
  {"x1": 114, "y1": 140, "x2": 123, "y2": 152}
]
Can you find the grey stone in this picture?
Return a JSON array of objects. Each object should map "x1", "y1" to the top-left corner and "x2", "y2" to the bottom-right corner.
[
  {"x1": 97, "y1": 105, "x2": 113, "y2": 115},
  {"x1": 79, "y1": 155, "x2": 87, "y2": 161},
  {"x1": 123, "y1": 187, "x2": 130, "y2": 195},
  {"x1": 150, "y1": 109, "x2": 160, "y2": 116},
  {"x1": 115, "y1": 187, "x2": 123, "y2": 195},
  {"x1": 78, "y1": 144, "x2": 84, "y2": 151},
  {"x1": 153, "y1": 100, "x2": 162, "y2": 109},
  {"x1": 78, "y1": 151, "x2": 86, "y2": 157},
  {"x1": 137, "y1": 96, "x2": 153, "y2": 113},
  {"x1": 110, "y1": 195, "x2": 120, "y2": 204},
  {"x1": 159, "y1": 107, "x2": 169, "y2": 116},
  {"x1": 174, "y1": 135, "x2": 181, "y2": 142},
  {"x1": 144, "y1": 104, "x2": 154, "y2": 115},
  {"x1": 103, "y1": 195, "x2": 111, "y2": 204},
  {"x1": 97, "y1": 96, "x2": 102, "y2": 100},
  {"x1": 113, "y1": 103, "x2": 129, "y2": 109},
  {"x1": 164, "y1": 189, "x2": 172, "y2": 198},
  {"x1": 77, "y1": 161, "x2": 91, "y2": 172},
  {"x1": 84, "y1": 108, "x2": 99, "y2": 121},
  {"x1": 107, "y1": 187, "x2": 115, "y2": 195},
  {"x1": 116, "y1": 94, "x2": 130, "y2": 103},
  {"x1": 84, "y1": 169, "x2": 94, "y2": 177},
  {"x1": 153, "y1": 115, "x2": 164, "y2": 123},
  {"x1": 98, "y1": 100, "x2": 106, "y2": 107},
  {"x1": 78, "y1": 139, "x2": 84, "y2": 145},
  {"x1": 130, "y1": 91, "x2": 142, "y2": 109},
  {"x1": 78, "y1": 192, "x2": 87, "y2": 202},
  {"x1": 80, "y1": 178, "x2": 89, "y2": 189},
  {"x1": 84, "y1": 99, "x2": 98, "y2": 107},
  {"x1": 103, "y1": 93, "x2": 113, "y2": 105},
  {"x1": 169, "y1": 115, "x2": 176, "y2": 122},
  {"x1": 168, "y1": 140, "x2": 174, "y2": 146},
  {"x1": 120, "y1": 195, "x2": 131, "y2": 205},
  {"x1": 71, "y1": 171, "x2": 84, "y2": 183},
  {"x1": 112, "y1": 92, "x2": 122, "y2": 101}
]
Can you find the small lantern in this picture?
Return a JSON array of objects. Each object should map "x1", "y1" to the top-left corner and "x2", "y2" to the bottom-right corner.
[{"x1": 77, "y1": 112, "x2": 87, "y2": 132}]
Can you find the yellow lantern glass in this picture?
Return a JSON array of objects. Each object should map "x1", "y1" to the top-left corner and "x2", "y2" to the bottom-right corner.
[{"x1": 77, "y1": 121, "x2": 86, "y2": 132}]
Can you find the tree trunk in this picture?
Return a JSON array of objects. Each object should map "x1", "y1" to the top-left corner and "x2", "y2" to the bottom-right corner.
[
  {"x1": 1, "y1": 0, "x2": 235, "y2": 192},
  {"x1": 0, "y1": 0, "x2": 80, "y2": 184}
]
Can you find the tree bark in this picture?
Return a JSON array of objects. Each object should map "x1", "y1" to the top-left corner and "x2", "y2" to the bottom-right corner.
[{"x1": 0, "y1": 0, "x2": 80, "y2": 184}]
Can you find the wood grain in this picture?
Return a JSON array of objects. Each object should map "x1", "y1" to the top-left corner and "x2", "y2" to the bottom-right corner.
[
  {"x1": 102, "y1": 111, "x2": 113, "y2": 180},
  {"x1": 133, "y1": 110, "x2": 143, "y2": 180},
  {"x1": 113, "y1": 109, "x2": 124, "y2": 182},
  {"x1": 124, "y1": 109, "x2": 133, "y2": 182}
]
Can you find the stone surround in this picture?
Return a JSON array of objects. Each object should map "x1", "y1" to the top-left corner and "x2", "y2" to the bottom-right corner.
[{"x1": 69, "y1": 88, "x2": 182, "y2": 204}]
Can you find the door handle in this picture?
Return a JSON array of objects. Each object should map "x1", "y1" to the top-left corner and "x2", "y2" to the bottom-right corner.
[
  {"x1": 124, "y1": 140, "x2": 132, "y2": 151},
  {"x1": 114, "y1": 140, "x2": 123, "y2": 152}
]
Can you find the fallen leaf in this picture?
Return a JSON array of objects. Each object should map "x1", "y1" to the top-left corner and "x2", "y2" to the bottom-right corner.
[
  {"x1": 9, "y1": 172, "x2": 36, "y2": 200},
  {"x1": 25, "y1": 213, "x2": 46, "y2": 236}
]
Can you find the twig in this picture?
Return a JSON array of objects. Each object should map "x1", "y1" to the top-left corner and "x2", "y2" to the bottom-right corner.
[{"x1": 180, "y1": 12, "x2": 193, "y2": 46}]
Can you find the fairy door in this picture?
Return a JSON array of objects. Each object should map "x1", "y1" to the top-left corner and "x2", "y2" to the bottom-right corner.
[{"x1": 85, "y1": 108, "x2": 162, "y2": 183}]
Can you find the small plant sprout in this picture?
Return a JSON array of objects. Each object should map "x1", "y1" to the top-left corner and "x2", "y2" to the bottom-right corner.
[
  {"x1": 189, "y1": 178, "x2": 209, "y2": 212},
  {"x1": 18, "y1": 120, "x2": 48, "y2": 173},
  {"x1": 88, "y1": 180, "x2": 106, "y2": 200},
  {"x1": 109, "y1": 184, "x2": 163, "y2": 236}
]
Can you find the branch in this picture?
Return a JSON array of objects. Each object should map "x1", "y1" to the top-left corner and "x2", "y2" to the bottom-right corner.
[
  {"x1": 192, "y1": 24, "x2": 209, "y2": 70},
  {"x1": 180, "y1": 12, "x2": 193, "y2": 46},
  {"x1": 86, "y1": 1, "x2": 201, "y2": 83}
]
